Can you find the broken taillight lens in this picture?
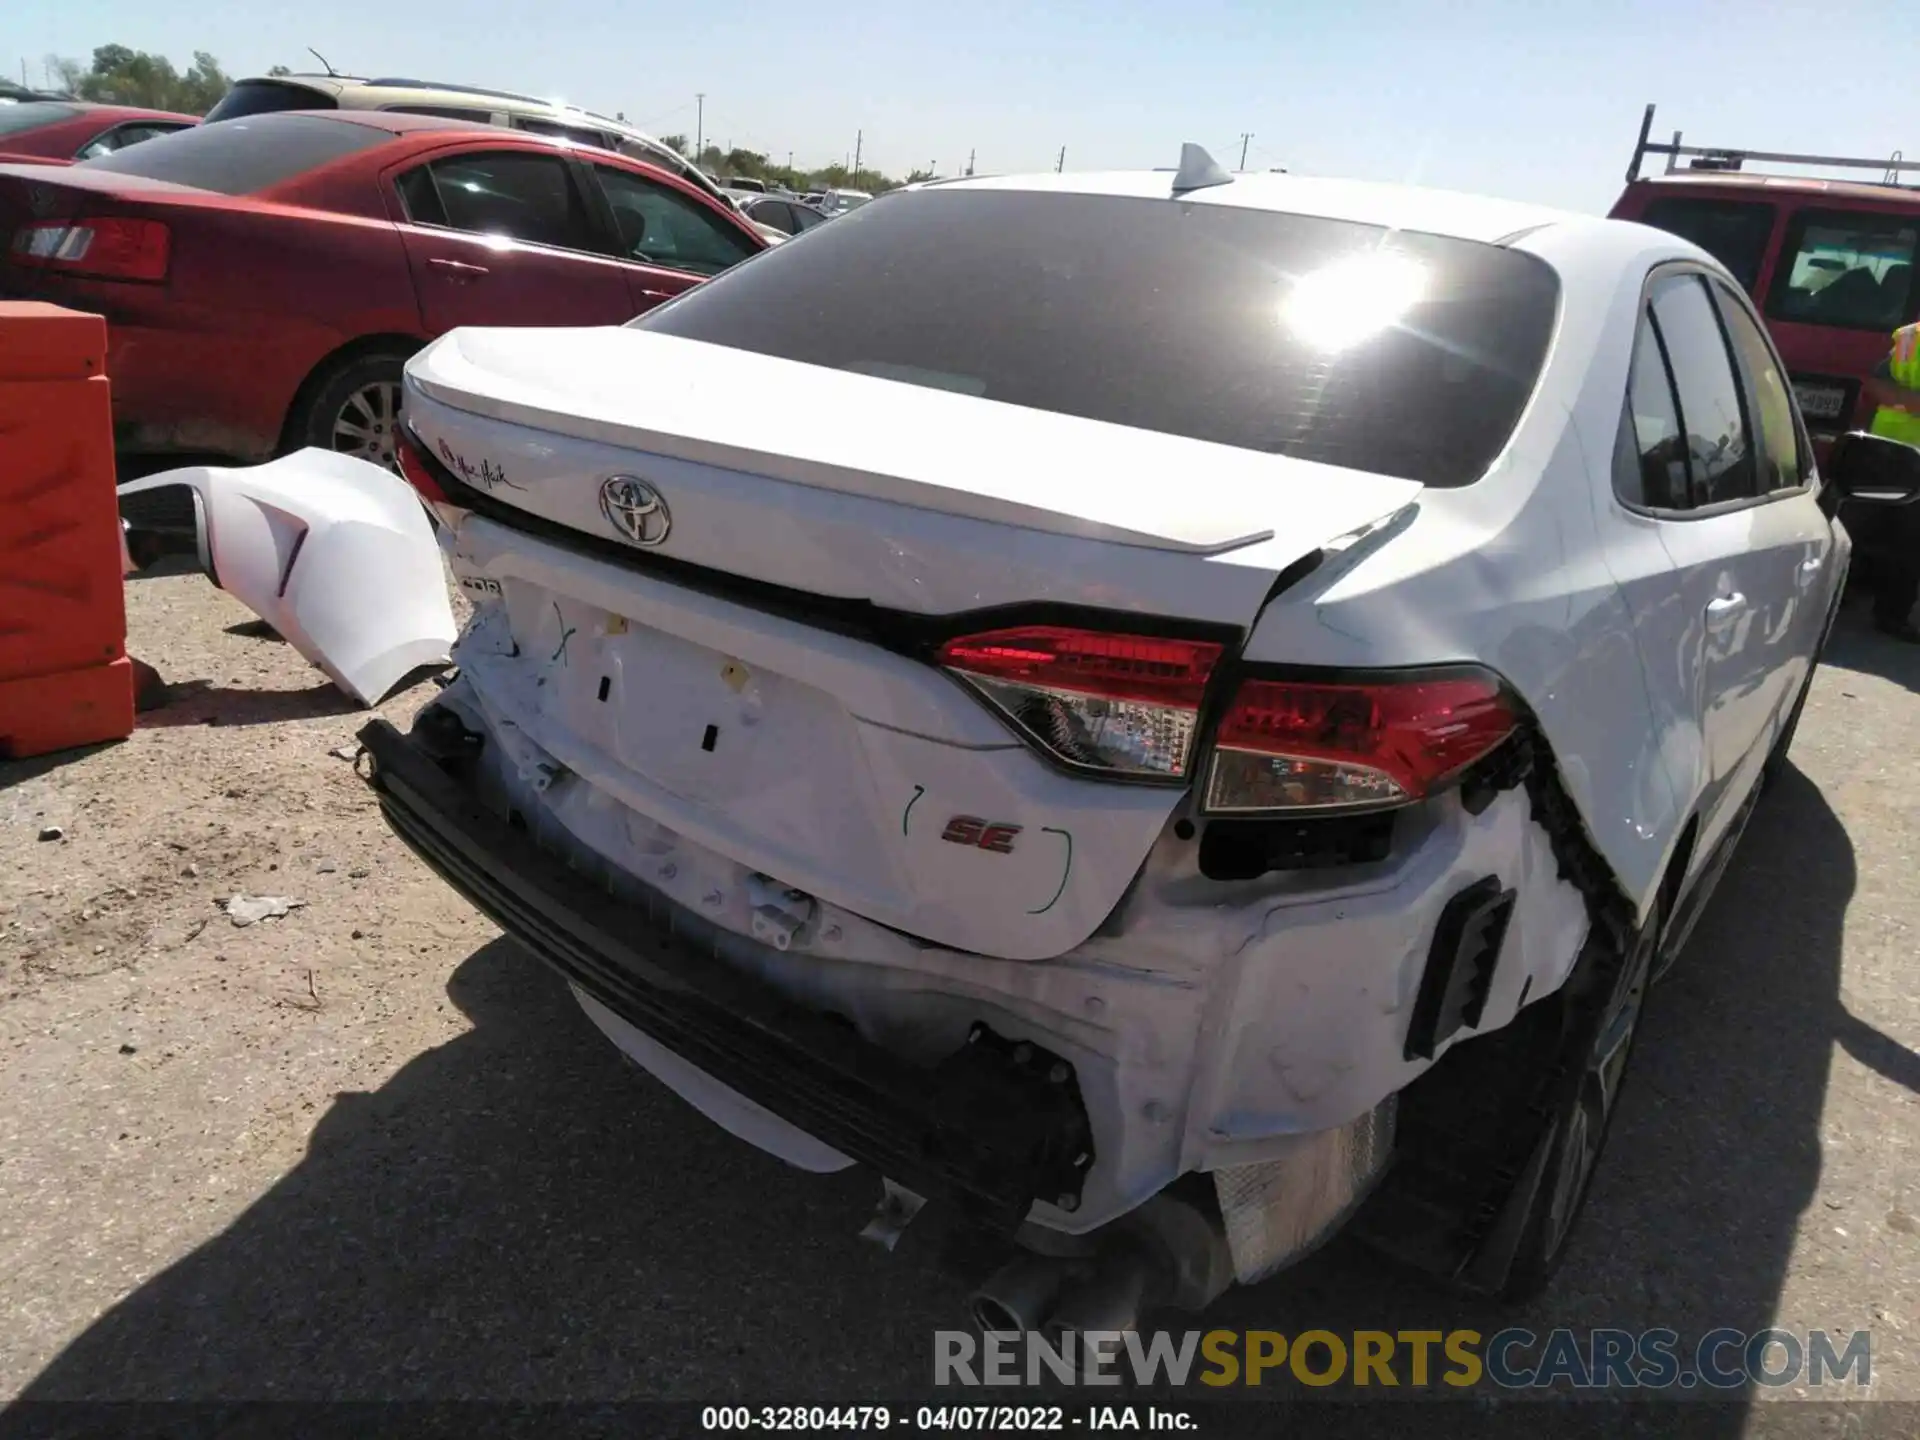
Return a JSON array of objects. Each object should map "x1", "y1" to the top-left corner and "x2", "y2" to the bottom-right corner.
[
  {"x1": 1206, "y1": 669, "x2": 1517, "y2": 813},
  {"x1": 10, "y1": 218, "x2": 170, "y2": 281},
  {"x1": 935, "y1": 626, "x2": 1224, "y2": 779},
  {"x1": 395, "y1": 426, "x2": 451, "y2": 505}
]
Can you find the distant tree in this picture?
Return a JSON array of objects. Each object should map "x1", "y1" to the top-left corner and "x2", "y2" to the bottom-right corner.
[
  {"x1": 657, "y1": 133, "x2": 688, "y2": 155},
  {"x1": 267, "y1": 64, "x2": 293, "y2": 76},
  {"x1": 905, "y1": 168, "x2": 935, "y2": 184},
  {"x1": 44, "y1": 44, "x2": 233, "y2": 114}
]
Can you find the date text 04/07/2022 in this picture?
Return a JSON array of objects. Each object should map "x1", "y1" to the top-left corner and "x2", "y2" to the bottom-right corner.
[{"x1": 699, "y1": 1405, "x2": 1196, "y2": 1431}]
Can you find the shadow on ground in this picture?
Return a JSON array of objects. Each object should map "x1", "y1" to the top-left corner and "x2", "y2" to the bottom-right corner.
[{"x1": 9, "y1": 765, "x2": 1863, "y2": 1428}]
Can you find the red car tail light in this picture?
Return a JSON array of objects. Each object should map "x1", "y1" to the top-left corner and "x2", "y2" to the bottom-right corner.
[
  {"x1": 1206, "y1": 669, "x2": 1517, "y2": 813},
  {"x1": 10, "y1": 218, "x2": 170, "y2": 281},
  {"x1": 395, "y1": 426, "x2": 451, "y2": 506},
  {"x1": 935, "y1": 626, "x2": 1225, "y2": 779}
]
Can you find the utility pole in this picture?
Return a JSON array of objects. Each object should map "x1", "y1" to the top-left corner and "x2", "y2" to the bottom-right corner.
[
  {"x1": 967, "y1": 147, "x2": 975, "y2": 176},
  {"x1": 1056, "y1": 146, "x2": 1066, "y2": 173},
  {"x1": 694, "y1": 93, "x2": 705, "y2": 161},
  {"x1": 1238, "y1": 133, "x2": 1252, "y2": 171},
  {"x1": 853, "y1": 129, "x2": 863, "y2": 181}
]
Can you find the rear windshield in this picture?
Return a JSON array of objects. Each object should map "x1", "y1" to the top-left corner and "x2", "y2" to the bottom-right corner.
[
  {"x1": 1766, "y1": 208, "x2": 1919, "y2": 332},
  {"x1": 203, "y1": 80, "x2": 336, "y2": 123},
  {"x1": 1637, "y1": 195, "x2": 1775, "y2": 291},
  {"x1": 0, "y1": 102, "x2": 80, "y2": 136},
  {"x1": 638, "y1": 189, "x2": 1561, "y2": 487},
  {"x1": 75, "y1": 113, "x2": 389, "y2": 194}
]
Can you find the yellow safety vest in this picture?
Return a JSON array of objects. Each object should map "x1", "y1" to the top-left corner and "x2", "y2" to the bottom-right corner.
[{"x1": 1870, "y1": 321, "x2": 1920, "y2": 445}]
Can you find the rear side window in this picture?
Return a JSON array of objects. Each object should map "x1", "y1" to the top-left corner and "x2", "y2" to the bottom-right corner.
[
  {"x1": 403, "y1": 151, "x2": 597, "y2": 251},
  {"x1": 0, "y1": 102, "x2": 79, "y2": 136},
  {"x1": 74, "y1": 114, "x2": 389, "y2": 195},
  {"x1": 203, "y1": 80, "x2": 336, "y2": 123},
  {"x1": 384, "y1": 105, "x2": 494, "y2": 124},
  {"x1": 1648, "y1": 272, "x2": 1757, "y2": 506},
  {"x1": 512, "y1": 116, "x2": 614, "y2": 153},
  {"x1": 1766, "y1": 209, "x2": 1919, "y2": 332},
  {"x1": 1636, "y1": 195, "x2": 1775, "y2": 292},
  {"x1": 1618, "y1": 311, "x2": 1690, "y2": 509},
  {"x1": 638, "y1": 189, "x2": 1561, "y2": 487}
]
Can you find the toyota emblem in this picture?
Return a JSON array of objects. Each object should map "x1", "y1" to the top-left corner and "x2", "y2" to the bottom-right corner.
[{"x1": 599, "y1": 476, "x2": 671, "y2": 547}]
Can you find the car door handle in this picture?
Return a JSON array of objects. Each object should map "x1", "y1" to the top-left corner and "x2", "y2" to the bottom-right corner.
[
  {"x1": 1799, "y1": 557, "x2": 1824, "y2": 573},
  {"x1": 1706, "y1": 592, "x2": 1746, "y2": 622},
  {"x1": 427, "y1": 258, "x2": 490, "y2": 281},
  {"x1": 637, "y1": 287, "x2": 674, "y2": 300}
]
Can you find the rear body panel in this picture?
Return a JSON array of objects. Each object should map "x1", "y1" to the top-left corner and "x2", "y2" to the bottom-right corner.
[{"x1": 0, "y1": 167, "x2": 421, "y2": 458}]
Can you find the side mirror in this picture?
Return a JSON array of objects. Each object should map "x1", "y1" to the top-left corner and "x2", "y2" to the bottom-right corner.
[{"x1": 1824, "y1": 430, "x2": 1920, "y2": 507}]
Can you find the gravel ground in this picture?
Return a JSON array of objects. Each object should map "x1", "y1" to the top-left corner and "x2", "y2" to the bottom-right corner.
[{"x1": 2, "y1": 569, "x2": 1917, "y2": 1431}]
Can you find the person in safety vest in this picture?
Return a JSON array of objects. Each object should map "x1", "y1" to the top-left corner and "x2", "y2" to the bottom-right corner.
[{"x1": 1860, "y1": 321, "x2": 1920, "y2": 640}]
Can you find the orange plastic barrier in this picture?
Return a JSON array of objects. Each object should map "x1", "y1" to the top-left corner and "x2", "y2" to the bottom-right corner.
[{"x1": 0, "y1": 302, "x2": 133, "y2": 759}]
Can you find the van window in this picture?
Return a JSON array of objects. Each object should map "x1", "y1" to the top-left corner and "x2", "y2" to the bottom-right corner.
[
  {"x1": 204, "y1": 80, "x2": 336, "y2": 123},
  {"x1": 1766, "y1": 209, "x2": 1919, "y2": 332},
  {"x1": 1638, "y1": 196, "x2": 1775, "y2": 291}
]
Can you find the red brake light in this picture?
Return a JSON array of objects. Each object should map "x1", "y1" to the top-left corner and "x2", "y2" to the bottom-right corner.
[
  {"x1": 395, "y1": 427, "x2": 450, "y2": 505},
  {"x1": 11, "y1": 217, "x2": 169, "y2": 281},
  {"x1": 1207, "y1": 670, "x2": 1517, "y2": 813},
  {"x1": 935, "y1": 626, "x2": 1224, "y2": 778}
]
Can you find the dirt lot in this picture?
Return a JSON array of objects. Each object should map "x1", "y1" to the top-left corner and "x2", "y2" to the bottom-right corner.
[{"x1": 3, "y1": 568, "x2": 1918, "y2": 1427}]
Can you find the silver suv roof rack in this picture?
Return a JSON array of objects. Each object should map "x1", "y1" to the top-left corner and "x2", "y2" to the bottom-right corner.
[{"x1": 1627, "y1": 102, "x2": 1920, "y2": 186}]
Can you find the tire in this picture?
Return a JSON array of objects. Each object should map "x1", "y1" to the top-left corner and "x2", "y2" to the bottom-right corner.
[
  {"x1": 1495, "y1": 900, "x2": 1659, "y2": 1301},
  {"x1": 285, "y1": 348, "x2": 412, "y2": 471}
]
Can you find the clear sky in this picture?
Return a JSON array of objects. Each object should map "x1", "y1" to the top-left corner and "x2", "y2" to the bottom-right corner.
[{"x1": 9, "y1": 0, "x2": 1914, "y2": 211}]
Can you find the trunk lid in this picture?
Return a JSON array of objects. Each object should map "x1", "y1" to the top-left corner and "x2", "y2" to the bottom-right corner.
[{"x1": 408, "y1": 327, "x2": 1424, "y2": 961}]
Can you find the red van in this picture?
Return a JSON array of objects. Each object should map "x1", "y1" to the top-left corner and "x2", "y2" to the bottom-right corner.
[{"x1": 1610, "y1": 105, "x2": 1920, "y2": 444}]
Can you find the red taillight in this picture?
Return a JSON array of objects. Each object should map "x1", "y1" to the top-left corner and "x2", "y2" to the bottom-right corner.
[
  {"x1": 935, "y1": 626, "x2": 1224, "y2": 778},
  {"x1": 395, "y1": 426, "x2": 450, "y2": 505},
  {"x1": 10, "y1": 217, "x2": 169, "y2": 281},
  {"x1": 1206, "y1": 670, "x2": 1517, "y2": 813}
]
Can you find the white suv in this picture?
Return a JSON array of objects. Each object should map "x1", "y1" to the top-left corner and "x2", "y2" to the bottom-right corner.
[
  {"x1": 204, "y1": 74, "x2": 732, "y2": 210},
  {"x1": 360, "y1": 149, "x2": 1915, "y2": 1335}
]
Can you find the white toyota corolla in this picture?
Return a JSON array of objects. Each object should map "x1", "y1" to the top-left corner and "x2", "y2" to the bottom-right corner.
[{"x1": 358, "y1": 146, "x2": 1920, "y2": 1335}]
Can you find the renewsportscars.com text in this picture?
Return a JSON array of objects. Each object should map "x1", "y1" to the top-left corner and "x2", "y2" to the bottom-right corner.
[{"x1": 934, "y1": 1327, "x2": 1872, "y2": 1391}]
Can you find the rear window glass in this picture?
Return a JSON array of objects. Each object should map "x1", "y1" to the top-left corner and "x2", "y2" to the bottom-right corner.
[
  {"x1": 638, "y1": 189, "x2": 1561, "y2": 488},
  {"x1": 1638, "y1": 195, "x2": 1775, "y2": 291},
  {"x1": 1766, "y1": 209, "x2": 1919, "y2": 332},
  {"x1": 203, "y1": 80, "x2": 335, "y2": 123},
  {"x1": 0, "y1": 102, "x2": 79, "y2": 136},
  {"x1": 75, "y1": 113, "x2": 390, "y2": 195}
]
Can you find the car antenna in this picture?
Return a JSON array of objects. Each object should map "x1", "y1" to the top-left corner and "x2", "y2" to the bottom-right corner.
[
  {"x1": 1171, "y1": 142, "x2": 1233, "y2": 195},
  {"x1": 307, "y1": 47, "x2": 340, "y2": 78}
]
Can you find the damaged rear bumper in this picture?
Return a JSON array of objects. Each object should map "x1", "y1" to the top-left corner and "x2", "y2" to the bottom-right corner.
[{"x1": 356, "y1": 713, "x2": 1096, "y2": 1236}]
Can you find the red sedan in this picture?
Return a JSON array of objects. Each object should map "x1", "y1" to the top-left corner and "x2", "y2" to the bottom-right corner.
[
  {"x1": 0, "y1": 100, "x2": 197, "y2": 165},
  {"x1": 0, "y1": 110, "x2": 767, "y2": 464}
]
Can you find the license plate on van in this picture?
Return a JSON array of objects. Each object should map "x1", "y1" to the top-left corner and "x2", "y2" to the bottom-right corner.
[{"x1": 1793, "y1": 382, "x2": 1848, "y2": 421}]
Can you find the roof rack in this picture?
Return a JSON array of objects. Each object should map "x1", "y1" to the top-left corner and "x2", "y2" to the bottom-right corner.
[
  {"x1": 364, "y1": 77, "x2": 557, "y2": 106},
  {"x1": 1626, "y1": 103, "x2": 1920, "y2": 186}
]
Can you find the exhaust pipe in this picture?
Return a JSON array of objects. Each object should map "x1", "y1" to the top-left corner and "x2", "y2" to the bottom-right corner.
[
  {"x1": 969, "y1": 1244, "x2": 1164, "y2": 1344},
  {"x1": 968, "y1": 1253, "x2": 1069, "y2": 1336},
  {"x1": 1042, "y1": 1246, "x2": 1157, "y2": 1345}
]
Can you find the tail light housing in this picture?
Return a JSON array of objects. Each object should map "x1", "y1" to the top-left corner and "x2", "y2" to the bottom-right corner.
[
  {"x1": 10, "y1": 217, "x2": 170, "y2": 281},
  {"x1": 395, "y1": 425, "x2": 451, "y2": 506},
  {"x1": 1205, "y1": 668, "x2": 1518, "y2": 813},
  {"x1": 935, "y1": 626, "x2": 1224, "y2": 779}
]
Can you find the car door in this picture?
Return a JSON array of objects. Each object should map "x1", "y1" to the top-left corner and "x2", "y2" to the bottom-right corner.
[
  {"x1": 586, "y1": 161, "x2": 762, "y2": 316},
  {"x1": 1706, "y1": 277, "x2": 1842, "y2": 739},
  {"x1": 388, "y1": 147, "x2": 638, "y2": 332},
  {"x1": 1609, "y1": 268, "x2": 1787, "y2": 864}
]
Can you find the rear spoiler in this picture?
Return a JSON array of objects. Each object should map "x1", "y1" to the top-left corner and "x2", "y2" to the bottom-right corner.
[{"x1": 1625, "y1": 103, "x2": 1920, "y2": 186}]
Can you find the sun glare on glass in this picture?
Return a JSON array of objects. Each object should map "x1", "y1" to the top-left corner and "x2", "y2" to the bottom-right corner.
[{"x1": 1284, "y1": 252, "x2": 1428, "y2": 350}]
